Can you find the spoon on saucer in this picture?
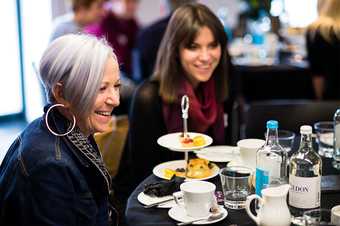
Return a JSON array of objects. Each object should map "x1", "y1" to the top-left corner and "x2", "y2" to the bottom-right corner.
[{"x1": 177, "y1": 211, "x2": 224, "y2": 226}]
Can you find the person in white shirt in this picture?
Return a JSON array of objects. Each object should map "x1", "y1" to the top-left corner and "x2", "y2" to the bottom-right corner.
[{"x1": 50, "y1": 0, "x2": 106, "y2": 41}]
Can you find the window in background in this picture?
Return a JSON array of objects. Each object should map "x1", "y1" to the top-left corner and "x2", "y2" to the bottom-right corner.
[
  {"x1": 21, "y1": 0, "x2": 52, "y2": 122},
  {"x1": 270, "y1": 0, "x2": 284, "y2": 17},
  {"x1": 284, "y1": 0, "x2": 317, "y2": 27},
  {"x1": 0, "y1": 1, "x2": 23, "y2": 117}
]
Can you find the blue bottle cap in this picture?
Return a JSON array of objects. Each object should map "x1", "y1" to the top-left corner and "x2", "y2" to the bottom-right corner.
[{"x1": 266, "y1": 120, "x2": 278, "y2": 129}]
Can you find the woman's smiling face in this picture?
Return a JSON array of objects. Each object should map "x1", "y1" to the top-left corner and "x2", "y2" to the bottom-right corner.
[
  {"x1": 78, "y1": 57, "x2": 121, "y2": 134},
  {"x1": 179, "y1": 26, "x2": 221, "y2": 88}
]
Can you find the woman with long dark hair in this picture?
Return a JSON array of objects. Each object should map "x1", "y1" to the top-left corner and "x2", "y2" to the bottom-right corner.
[{"x1": 128, "y1": 3, "x2": 233, "y2": 185}]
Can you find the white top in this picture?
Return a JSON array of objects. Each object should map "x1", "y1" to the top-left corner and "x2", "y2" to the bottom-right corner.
[
  {"x1": 300, "y1": 125, "x2": 312, "y2": 134},
  {"x1": 50, "y1": 13, "x2": 83, "y2": 42}
]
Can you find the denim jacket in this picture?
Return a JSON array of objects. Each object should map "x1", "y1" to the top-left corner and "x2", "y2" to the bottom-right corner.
[{"x1": 0, "y1": 109, "x2": 115, "y2": 226}]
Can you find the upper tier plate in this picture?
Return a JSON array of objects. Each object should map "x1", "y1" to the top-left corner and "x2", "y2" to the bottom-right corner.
[{"x1": 157, "y1": 132, "x2": 213, "y2": 152}]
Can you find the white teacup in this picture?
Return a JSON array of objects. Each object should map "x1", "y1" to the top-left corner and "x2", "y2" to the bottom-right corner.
[
  {"x1": 331, "y1": 205, "x2": 340, "y2": 225},
  {"x1": 173, "y1": 181, "x2": 216, "y2": 218},
  {"x1": 237, "y1": 139, "x2": 265, "y2": 170}
]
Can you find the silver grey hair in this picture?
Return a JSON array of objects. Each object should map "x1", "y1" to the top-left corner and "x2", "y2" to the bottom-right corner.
[{"x1": 39, "y1": 34, "x2": 116, "y2": 118}]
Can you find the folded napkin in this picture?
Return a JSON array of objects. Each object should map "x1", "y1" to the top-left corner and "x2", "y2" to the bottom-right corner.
[{"x1": 144, "y1": 176, "x2": 185, "y2": 197}]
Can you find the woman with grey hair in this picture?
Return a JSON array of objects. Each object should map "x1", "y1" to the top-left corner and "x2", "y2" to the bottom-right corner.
[{"x1": 0, "y1": 34, "x2": 120, "y2": 226}]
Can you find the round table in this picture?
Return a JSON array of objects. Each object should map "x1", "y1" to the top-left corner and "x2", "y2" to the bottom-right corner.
[{"x1": 125, "y1": 156, "x2": 340, "y2": 226}]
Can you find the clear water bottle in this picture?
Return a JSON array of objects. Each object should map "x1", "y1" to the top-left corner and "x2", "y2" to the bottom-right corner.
[
  {"x1": 255, "y1": 120, "x2": 288, "y2": 196},
  {"x1": 289, "y1": 125, "x2": 322, "y2": 224},
  {"x1": 333, "y1": 109, "x2": 340, "y2": 169}
]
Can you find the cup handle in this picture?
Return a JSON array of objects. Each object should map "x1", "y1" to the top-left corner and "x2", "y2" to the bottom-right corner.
[
  {"x1": 173, "y1": 191, "x2": 184, "y2": 207},
  {"x1": 210, "y1": 193, "x2": 219, "y2": 210},
  {"x1": 245, "y1": 194, "x2": 262, "y2": 225}
]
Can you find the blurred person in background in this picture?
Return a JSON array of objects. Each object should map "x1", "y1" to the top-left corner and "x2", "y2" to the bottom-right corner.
[
  {"x1": 86, "y1": 0, "x2": 139, "y2": 78},
  {"x1": 0, "y1": 34, "x2": 120, "y2": 226},
  {"x1": 133, "y1": 0, "x2": 196, "y2": 83},
  {"x1": 128, "y1": 3, "x2": 234, "y2": 185},
  {"x1": 306, "y1": 0, "x2": 340, "y2": 100},
  {"x1": 50, "y1": 0, "x2": 106, "y2": 41},
  {"x1": 86, "y1": 0, "x2": 139, "y2": 115},
  {"x1": 46, "y1": 0, "x2": 106, "y2": 105}
]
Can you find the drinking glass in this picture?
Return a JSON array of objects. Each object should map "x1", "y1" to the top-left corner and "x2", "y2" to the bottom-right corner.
[
  {"x1": 303, "y1": 209, "x2": 334, "y2": 226},
  {"x1": 333, "y1": 148, "x2": 340, "y2": 170},
  {"x1": 331, "y1": 205, "x2": 340, "y2": 225},
  {"x1": 219, "y1": 166, "x2": 252, "y2": 209},
  {"x1": 264, "y1": 130, "x2": 295, "y2": 152},
  {"x1": 314, "y1": 121, "x2": 334, "y2": 158},
  {"x1": 278, "y1": 130, "x2": 295, "y2": 152}
]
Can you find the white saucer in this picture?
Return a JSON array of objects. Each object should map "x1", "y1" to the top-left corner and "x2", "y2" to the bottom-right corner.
[
  {"x1": 168, "y1": 205, "x2": 227, "y2": 225},
  {"x1": 137, "y1": 192, "x2": 176, "y2": 208},
  {"x1": 195, "y1": 145, "x2": 240, "y2": 162},
  {"x1": 152, "y1": 160, "x2": 219, "y2": 181},
  {"x1": 157, "y1": 132, "x2": 213, "y2": 152}
]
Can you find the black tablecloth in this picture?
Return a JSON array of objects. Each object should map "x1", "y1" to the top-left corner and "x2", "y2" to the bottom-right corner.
[
  {"x1": 125, "y1": 154, "x2": 340, "y2": 226},
  {"x1": 126, "y1": 174, "x2": 257, "y2": 226}
]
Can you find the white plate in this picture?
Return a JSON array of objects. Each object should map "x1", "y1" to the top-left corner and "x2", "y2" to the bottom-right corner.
[
  {"x1": 137, "y1": 192, "x2": 176, "y2": 208},
  {"x1": 157, "y1": 132, "x2": 213, "y2": 152},
  {"x1": 227, "y1": 157, "x2": 256, "y2": 172},
  {"x1": 152, "y1": 160, "x2": 219, "y2": 181},
  {"x1": 168, "y1": 205, "x2": 227, "y2": 225},
  {"x1": 195, "y1": 145, "x2": 240, "y2": 162}
]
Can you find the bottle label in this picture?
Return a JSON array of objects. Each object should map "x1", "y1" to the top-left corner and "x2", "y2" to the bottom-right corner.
[
  {"x1": 289, "y1": 174, "x2": 321, "y2": 209},
  {"x1": 256, "y1": 168, "x2": 269, "y2": 196},
  {"x1": 335, "y1": 124, "x2": 340, "y2": 148}
]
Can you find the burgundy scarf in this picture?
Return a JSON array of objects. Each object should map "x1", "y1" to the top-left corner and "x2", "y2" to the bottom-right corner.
[{"x1": 162, "y1": 78, "x2": 225, "y2": 144}]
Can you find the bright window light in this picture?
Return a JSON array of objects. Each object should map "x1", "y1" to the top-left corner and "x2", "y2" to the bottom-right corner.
[
  {"x1": 21, "y1": 0, "x2": 52, "y2": 121},
  {"x1": 270, "y1": 0, "x2": 284, "y2": 17},
  {"x1": 284, "y1": 0, "x2": 318, "y2": 27},
  {"x1": 0, "y1": 1, "x2": 23, "y2": 116}
]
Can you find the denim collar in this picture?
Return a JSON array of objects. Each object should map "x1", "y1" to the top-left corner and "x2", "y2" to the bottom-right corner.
[{"x1": 43, "y1": 104, "x2": 112, "y2": 193}]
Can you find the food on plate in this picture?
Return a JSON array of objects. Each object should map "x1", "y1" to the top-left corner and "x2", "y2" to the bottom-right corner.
[
  {"x1": 163, "y1": 168, "x2": 185, "y2": 179},
  {"x1": 163, "y1": 158, "x2": 214, "y2": 179},
  {"x1": 179, "y1": 134, "x2": 206, "y2": 147},
  {"x1": 186, "y1": 158, "x2": 213, "y2": 179},
  {"x1": 193, "y1": 135, "x2": 205, "y2": 146},
  {"x1": 180, "y1": 136, "x2": 194, "y2": 147}
]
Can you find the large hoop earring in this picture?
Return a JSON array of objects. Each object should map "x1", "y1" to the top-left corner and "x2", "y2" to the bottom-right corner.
[{"x1": 45, "y1": 103, "x2": 76, "y2": 137}]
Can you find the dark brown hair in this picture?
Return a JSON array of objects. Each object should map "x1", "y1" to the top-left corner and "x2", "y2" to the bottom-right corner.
[
  {"x1": 72, "y1": 0, "x2": 103, "y2": 11},
  {"x1": 152, "y1": 3, "x2": 229, "y2": 103}
]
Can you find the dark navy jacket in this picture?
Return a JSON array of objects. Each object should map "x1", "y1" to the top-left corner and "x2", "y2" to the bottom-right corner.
[{"x1": 0, "y1": 111, "x2": 112, "y2": 226}]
